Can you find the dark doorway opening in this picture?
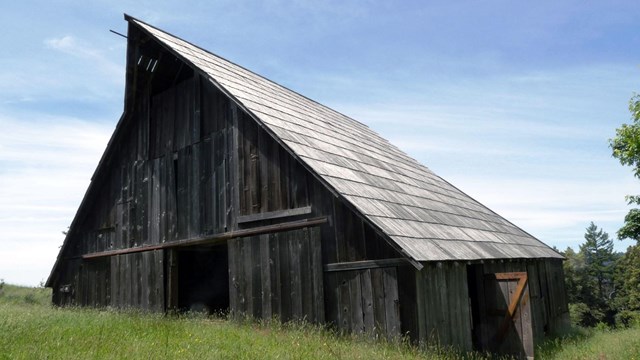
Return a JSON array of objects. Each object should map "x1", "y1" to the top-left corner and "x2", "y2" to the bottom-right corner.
[
  {"x1": 177, "y1": 245, "x2": 229, "y2": 314},
  {"x1": 467, "y1": 264, "x2": 484, "y2": 351}
]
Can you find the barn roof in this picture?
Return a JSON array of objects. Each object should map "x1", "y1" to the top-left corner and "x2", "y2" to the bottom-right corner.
[{"x1": 122, "y1": 16, "x2": 561, "y2": 262}]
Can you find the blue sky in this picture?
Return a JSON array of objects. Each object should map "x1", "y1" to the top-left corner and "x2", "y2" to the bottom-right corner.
[{"x1": 1, "y1": 1, "x2": 639, "y2": 286}]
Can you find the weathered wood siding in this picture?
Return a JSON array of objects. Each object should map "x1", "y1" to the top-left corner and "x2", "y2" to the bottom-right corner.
[
  {"x1": 228, "y1": 226, "x2": 324, "y2": 322},
  {"x1": 416, "y1": 261, "x2": 473, "y2": 351},
  {"x1": 324, "y1": 266, "x2": 403, "y2": 338}
]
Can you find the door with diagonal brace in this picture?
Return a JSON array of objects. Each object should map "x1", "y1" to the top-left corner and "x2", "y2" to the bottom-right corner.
[{"x1": 476, "y1": 271, "x2": 534, "y2": 359}]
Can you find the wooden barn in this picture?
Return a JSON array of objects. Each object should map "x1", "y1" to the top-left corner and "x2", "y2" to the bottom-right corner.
[{"x1": 47, "y1": 15, "x2": 569, "y2": 358}]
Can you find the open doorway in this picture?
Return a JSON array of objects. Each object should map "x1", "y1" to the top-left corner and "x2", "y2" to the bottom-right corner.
[{"x1": 176, "y1": 245, "x2": 229, "y2": 314}]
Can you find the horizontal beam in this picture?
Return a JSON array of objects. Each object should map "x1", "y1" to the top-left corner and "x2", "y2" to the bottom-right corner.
[
  {"x1": 237, "y1": 206, "x2": 312, "y2": 224},
  {"x1": 82, "y1": 216, "x2": 327, "y2": 260},
  {"x1": 494, "y1": 272, "x2": 527, "y2": 280},
  {"x1": 323, "y1": 258, "x2": 409, "y2": 272}
]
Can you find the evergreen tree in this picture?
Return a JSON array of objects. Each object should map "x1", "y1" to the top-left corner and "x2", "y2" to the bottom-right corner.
[{"x1": 579, "y1": 222, "x2": 615, "y2": 304}]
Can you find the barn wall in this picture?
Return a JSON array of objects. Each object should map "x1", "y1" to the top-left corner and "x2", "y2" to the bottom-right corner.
[
  {"x1": 109, "y1": 251, "x2": 165, "y2": 311},
  {"x1": 324, "y1": 266, "x2": 404, "y2": 339},
  {"x1": 415, "y1": 261, "x2": 473, "y2": 351},
  {"x1": 411, "y1": 258, "x2": 570, "y2": 354},
  {"x1": 227, "y1": 226, "x2": 324, "y2": 322}
]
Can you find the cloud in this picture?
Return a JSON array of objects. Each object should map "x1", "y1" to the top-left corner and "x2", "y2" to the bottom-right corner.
[
  {"x1": 44, "y1": 35, "x2": 123, "y2": 80},
  {"x1": 0, "y1": 114, "x2": 112, "y2": 286}
]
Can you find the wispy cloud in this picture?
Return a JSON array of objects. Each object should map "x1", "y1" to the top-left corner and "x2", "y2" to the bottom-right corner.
[
  {"x1": 0, "y1": 114, "x2": 112, "y2": 286},
  {"x1": 44, "y1": 34, "x2": 124, "y2": 81}
]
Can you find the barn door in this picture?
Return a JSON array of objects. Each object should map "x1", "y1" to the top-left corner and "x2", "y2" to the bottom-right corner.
[{"x1": 483, "y1": 272, "x2": 533, "y2": 359}]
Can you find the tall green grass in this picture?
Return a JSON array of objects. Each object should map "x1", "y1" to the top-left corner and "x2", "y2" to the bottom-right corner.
[
  {"x1": 0, "y1": 284, "x2": 466, "y2": 359},
  {"x1": 1, "y1": 284, "x2": 639, "y2": 359}
]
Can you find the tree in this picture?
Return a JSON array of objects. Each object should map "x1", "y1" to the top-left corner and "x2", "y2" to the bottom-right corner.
[
  {"x1": 579, "y1": 222, "x2": 615, "y2": 303},
  {"x1": 562, "y1": 247, "x2": 585, "y2": 304},
  {"x1": 610, "y1": 93, "x2": 640, "y2": 242},
  {"x1": 615, "y1": 245, "x2": 640, "y2": 311}
]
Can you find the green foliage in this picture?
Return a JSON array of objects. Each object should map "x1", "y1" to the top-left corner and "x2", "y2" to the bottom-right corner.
[
  {"x1": 579, "y1": 222, "x2": 615, "y2": 304},
  {"x1": 615, "y1": 310, "x2": 640, "y2": 328},
  {"x1": 618, "y1": 209, "x2": 640, "y2": 242},
  {"x1": 610, "y1": 93, "x2": 640, "y2": 242},
  {"x1": 562, "y1": 247, "x2": 586, "y2": 304},
  {"x1": 610, "y1": 94, "x2": 640, "y2": 177},
  {"x1": 615, "y1": 244, "x2": 640, "y2": 312},
  {"x1": 569, "y1": 302, "x2": 604, "y2": 327}
]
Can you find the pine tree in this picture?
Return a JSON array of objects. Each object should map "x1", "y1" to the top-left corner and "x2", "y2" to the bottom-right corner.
[{"x1": 579, "y1": 222, "x2": 615, "y2": 303}]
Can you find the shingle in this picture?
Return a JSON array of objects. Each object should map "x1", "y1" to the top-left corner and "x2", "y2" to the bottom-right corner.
[{"x1": 134, "y1": 19, "x2": 563, "y2": 262}]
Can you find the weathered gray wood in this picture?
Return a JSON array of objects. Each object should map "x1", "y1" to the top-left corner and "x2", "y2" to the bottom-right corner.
[
  {"x1": 166, "y1": 249, "x2": 179, "y2": 311},
  {"x1": 268, "y1": 233, "x2": 281, "y2": 317},
  {"x1": 165, "y1": 153, "x2": 177, "y2": 242},
  {"x1": 397, "y1": 265, "x2": 417, "y2": 341},
  {"x1": 324, "y1": 272, "x2": 339, "y2": 328},
  {"x1": 278, "y1": 230, "x2": 291, "y2": 321},
  {"x1": 382, "y1": 267, "x2": 400, "y2": 339},
  {"x1": 522, "y1": 284, "x2": 534, "y2": 359},
  {"x1": 338, "y1": 271, "x2": 351, "y2": 332},
  {"x1": 150, "y1": 158, "x2": 160, "y2": 244},
  {"x1": 230, "y1": 102, "x2": 240, "y2": 230},
  {"x1": 260, "y1": 234, "x2": 272, "y2": 319},
  {"x1": 192, "y1": 75, "x2": 201, "y2": 144},
  {"x1": 360, "y1": 269, "x2": 375, "y2": 334},
  {"x1": 251, "y1": 235, "x2": 263, "y2": 318},
  {"x1": 190, "y1": 142, "x2": 201, "y2": 237},
  {"x1": 83, "y1": 217, "x2": 328, "y2": 259},
  {"x1": 237, "y1": 206, "x2": 312, "y2": 224},
  {"x1": 323, "y1": 258, "x2": 409, "y2": 272},
  {"x1": 289, "y1": 231, "x2": 303, "y2": 319},
  {"x1": 243, "y1": 237, "x2": 254, "y2": 317},
  {"x1": 300, "y1": 228, "x2": 313, "y2": 320},
  {"x1": 228, "y1": 238, "x2": 239, "y2": 317},
  {"x1": 310, "y1": 226, "x2": 325, "y2": 323},
  {"x1": 349, "y1": 270, "x2": 364, "y2": 333},
  {"x1": 371, "y1": 268, "x2": 387, "y2": 336},
  {"x1": 415, "y1": 267, "x2": 426, "y2": 343}
]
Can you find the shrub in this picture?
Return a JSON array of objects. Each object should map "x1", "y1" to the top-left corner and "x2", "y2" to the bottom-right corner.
[
  {"x1": 616, "y1": 310, "x2": 640, "y2": 328},
  {"x1": 569, "y1": 302, "x2": 604, "y2": 327}
]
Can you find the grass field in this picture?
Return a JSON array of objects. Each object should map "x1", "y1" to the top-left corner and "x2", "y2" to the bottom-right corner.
[{"x1": 1, "y1": 283, "x2": 639, "y2": 359}]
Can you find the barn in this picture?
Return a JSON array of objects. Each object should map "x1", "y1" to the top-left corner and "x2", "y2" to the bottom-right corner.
[{"x1": 46, "y1": 15, "x2": 569, "y2": 358}]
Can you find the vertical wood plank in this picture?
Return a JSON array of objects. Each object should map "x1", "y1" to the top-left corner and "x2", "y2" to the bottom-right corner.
[
  {"x1": 278, "y1": 231, "x2": 291, "y2": 321},
  {"x1": 250, "y1": 235, "x2": 262, "y2": 319},
  {"x1": 229, "y1": 103, "x2": 240, "y2": 230},
  {"x1": 361, "y1": 269, "x2": 375, "y2": 334},
  {"x1": 260, "y1": 233, "x2": 272, "y2": 319},
  {"x1": 150, "y1": 158, "x2": 160, "y2": 244},
  {"x1": 310, "y1": 226, "x2": 325, "y2": 323},
  {"x1": 289, "y1": 231, "x2": 303, "y2": 320},
  {"x1": 371, "y1": 268, "x2": 387, "y2": 336},
  {"x1": 338, "y1": 272, "x2": 352, "y2": 332},
  {"x1": 192, "y1": 75, "x2": 201, "y2": 143},
  {"x1": 383, "y1": 267, "x2": 401, "y2": 339},
  {"x1": 300, "y1": 228, "x2": 313, "y2": 321},
  {"x1": 228, "y1": 238, "x2": 239, "y2": 318},
  {"x1": 190, "y1": 142, "x2": 201, "y2": 237},
  {"x1": 349, "y1": 270, "x2": 364, "y2": 334},
  {"x1": 324, "y1": 272, "x2": 340, "y2": 328}
]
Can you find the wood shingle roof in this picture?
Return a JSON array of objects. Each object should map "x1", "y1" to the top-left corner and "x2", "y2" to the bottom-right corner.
[{"x1": 131, "y1": 16, "x2": 562, "y2": 262}]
